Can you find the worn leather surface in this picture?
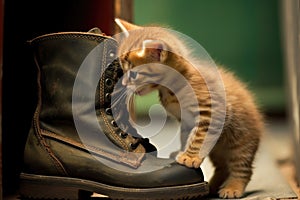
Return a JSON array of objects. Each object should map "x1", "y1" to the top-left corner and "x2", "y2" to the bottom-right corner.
[{"x1": 22, "y1": 31, "x2": 205, "y2": 188}]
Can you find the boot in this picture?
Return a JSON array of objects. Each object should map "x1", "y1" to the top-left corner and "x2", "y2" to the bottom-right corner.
[{"x1": 19, "y1": 28, "x2": 209, "y2": 200}]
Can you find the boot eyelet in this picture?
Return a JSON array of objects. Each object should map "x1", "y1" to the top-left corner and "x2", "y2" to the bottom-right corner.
[
  {"x1": 105, "y1": 108, "x2": 112, "y2": 115},
  {"x1": 108, "y1": 51, "x2": 115, "y2": 58},
  {"x1": 116, "y1": 68, "x2": 123, "y2": 77},
  {"x1": 130, "y1": 143, "x2": 138, "y2": 150},
  {"x1": 105, "y1": 93, "x2": 111, "y2": 102},
  {"x1": 120, "y1": 132, "x2": 128, "y2": 139},
  {"x1": 111, "y1": 120, "x2": 117, "y2": 127},
  {"x1": 105, "y1": 78, "x2": 113, "y2": 87},
  {"x1": 106, "y1": 63, "x2": 114, "y2": 71}
]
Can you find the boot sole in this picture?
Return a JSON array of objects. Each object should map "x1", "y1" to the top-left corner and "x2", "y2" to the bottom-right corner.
[{"x1": 19, "y1": 173, "x2": 209, "y2": 200}]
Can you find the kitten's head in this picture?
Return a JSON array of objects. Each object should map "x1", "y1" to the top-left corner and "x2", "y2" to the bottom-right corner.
[{"x1": 115, "y1": 18, "x2": 187, "y2": 96}]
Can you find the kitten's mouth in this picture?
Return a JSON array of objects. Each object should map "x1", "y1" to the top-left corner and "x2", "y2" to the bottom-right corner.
[
  {"x1": 135, "y1": 88, "x2": 147, "y2": 96},
  {"x1": 135, "y1": 84, "x2": 158, "y2": 96}
]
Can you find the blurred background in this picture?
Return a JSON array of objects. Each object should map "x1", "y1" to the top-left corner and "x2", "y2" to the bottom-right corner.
[{"x1": 133, "y1": 0, "x2": 285, "y2": 118}]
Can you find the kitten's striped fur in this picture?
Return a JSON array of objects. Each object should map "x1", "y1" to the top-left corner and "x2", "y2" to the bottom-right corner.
[{"x1": 116, "y1": 19, "x2": 263, "y2": 199}]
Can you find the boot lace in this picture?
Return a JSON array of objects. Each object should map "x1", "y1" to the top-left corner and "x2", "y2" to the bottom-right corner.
[{"x1": 103, "y1": 59, "x2": 157, "y2": 153}]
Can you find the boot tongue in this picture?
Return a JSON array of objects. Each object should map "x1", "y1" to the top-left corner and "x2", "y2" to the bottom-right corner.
[{"x1": 140, "y1": 139, "x2": 157, "y2": 156}]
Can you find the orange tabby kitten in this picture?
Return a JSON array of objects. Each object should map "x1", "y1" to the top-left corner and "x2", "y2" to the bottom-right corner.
[{"x1": 115, "y1": 18, "x2": 264, "y2": 198}]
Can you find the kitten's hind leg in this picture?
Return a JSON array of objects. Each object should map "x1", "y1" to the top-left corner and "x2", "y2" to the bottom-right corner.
[
  {"x1": 218, "y1": 177, "x2": 249, "y2": 198},
  {"x1": 209, "y1": 167, "x2": 230, "y2": 196},
  {"x1": 208, "y1": 152, "x2": 230, "y2": 197},
  {"x1": 217, "y1": 153, "x2": 253, "y2": 198}
]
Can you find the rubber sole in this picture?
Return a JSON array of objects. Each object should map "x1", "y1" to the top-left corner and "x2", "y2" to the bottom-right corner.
[{"x1": 19, "y1": 173, "x2": 209, "y2": 200}]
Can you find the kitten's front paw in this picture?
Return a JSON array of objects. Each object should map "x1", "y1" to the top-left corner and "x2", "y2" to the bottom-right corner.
[{"x1": 176, "y1": 151, "x2": 203, "y2": 168}]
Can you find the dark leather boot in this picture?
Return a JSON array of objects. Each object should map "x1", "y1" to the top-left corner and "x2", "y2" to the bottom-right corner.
[{"x1": 19, "y1": 29, "x2": 209, "y2": 200}]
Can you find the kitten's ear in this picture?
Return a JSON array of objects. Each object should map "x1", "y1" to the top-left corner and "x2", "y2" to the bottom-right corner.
[
  {"x1": 137, "y1": 40, "x2": 168, "y2": 62},
  {"x1": 115, "y1": 18, "x2": 141, "y2": 31}
]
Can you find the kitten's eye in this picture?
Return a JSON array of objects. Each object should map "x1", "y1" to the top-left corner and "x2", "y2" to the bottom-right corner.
[{"x1": 128, "y1": 71, "x2": 138, "y2": 80}]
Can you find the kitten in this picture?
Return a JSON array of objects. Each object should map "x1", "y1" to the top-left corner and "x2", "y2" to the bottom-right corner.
[{"x1": 115, "y1": 18, "x2": 264, "y2": 199}]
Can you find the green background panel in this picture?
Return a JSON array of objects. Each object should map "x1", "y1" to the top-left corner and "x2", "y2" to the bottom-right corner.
[{"x1": 133, "y1": 0, "x2": 285, "y2": 115}]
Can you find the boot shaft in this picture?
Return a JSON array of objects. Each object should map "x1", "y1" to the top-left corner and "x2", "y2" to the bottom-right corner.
[
  {"x1": 26, "y1": 30, "x2": 146, "y2": 170},
  {"x1": 30, "y1": 32, "x2": 115, "y2": 123}
]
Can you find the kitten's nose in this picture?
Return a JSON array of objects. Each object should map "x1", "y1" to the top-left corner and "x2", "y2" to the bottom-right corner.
[{"x1": 122, "y1": 76, "x2": 128, "y2": 85}]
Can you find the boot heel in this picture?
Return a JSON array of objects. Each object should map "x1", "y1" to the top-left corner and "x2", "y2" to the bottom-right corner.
[{"x1": 19, "y1": 174, "x2": 92, "y2": 200}]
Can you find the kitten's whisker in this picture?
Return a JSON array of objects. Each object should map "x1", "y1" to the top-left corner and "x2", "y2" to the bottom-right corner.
[{"x1": 111, "y1": 87, "x2": 132, "y2": 108}]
